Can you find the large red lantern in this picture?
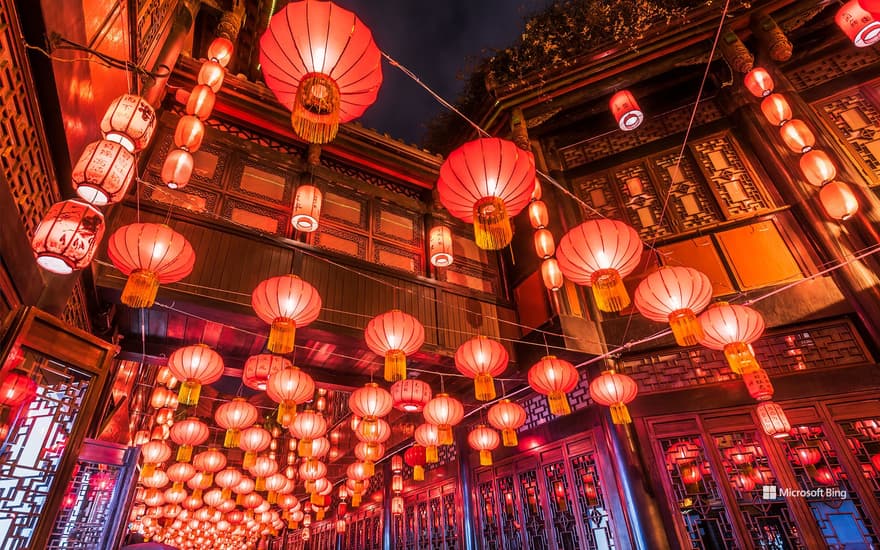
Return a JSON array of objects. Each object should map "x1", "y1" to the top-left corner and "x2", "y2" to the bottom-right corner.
[
  {"x1": 556, "y1": 219, "x2": 643, "y2": 312},
  {"x1": 364, "y1": 309, "x2": 425, "y2": 382},
  {"x1": 290, "y1": 411, "x2": 327, "y2": 457},
  {"x1": 414, "y1": 423, "x2": 441, "y2": 464},
  {"x1": 454, "y1": 336, "x2": 509, "y2": 401},
  {"x1": 32, "y1": 200, "x2": 105, "y2": 274},
  {"x1": 166, "y1": 462, "x2": 196, "y2": 491},
  {"x1": 72, "y1": 140, "x2": 136, "y2": 205},
  {"x1": 837, "y1": 0, "x2": 880, "y2": 47},
  {"x1": 609, "y1": 90, "x2": 644, "y2": 131},
  {"x1": 100, "y1": 94, "x2": 156, "y2": 153},
  {"x1": 252, "y1": 274, "x2": 322, "y2": 354},
  {"x1": 698, "y1": 302, "x2": 765, "y2": 374},
  {"x1": 820, "y1": 181, "x2": 860, "y2": 221},
  {"x1": 259, "y1": 0, "x2": 383, "y2": 143},
  {"x1": 756, "y1": 401, "x2": 791, "y2": 438},
  {"x1": 166, "y1": 344, "x2": 224, "y2": 406},
  {"x1": 238, "y1": 426, "x2": 272, "y2": 469},
  {"x1": 404, "y1": 445, "x2": 427, "y2": 481},
  {"x1": 243, "y1": 354, "x2": 291, "y2": 391},
  {"x1": 423, "y1": 394, "x2": 464, "y2": 446},
  {"x1": 215, "y1": 398, "x2": 259, "y2": 448},
  {"x1": 266, "y1": 367, "x2": 315, "y2": 427},
  {"x1": 349, "y1": 382, "x2": 393, "y2": 437},
  {"x1": 0, "y1": 373, "x2": 37, "y2": 407},
  {"x1": 169, "y1": 417, "x2": 209, "y2": 462},
  {"x1": 634, "y1": 266, "x2": 713, "y2": 346},
  {"x1": 589, "y1": 370, "x2": 638, "y2": 425},
  {"x1": 437, "y1": 137, "x2": 535, "y2": 250},
  {"x1": 390, "y1": 379, "x2": 432, "y2": 413},
  {"x1": 354, "y1": 417, "x2": 391, "y2": 455},
  {"x1": 527, "y1": 356, "x2": 579, "y2": 416},
  {"x1": 487, "y1": 399, "x2": 527, "y2": 447},
  {"x1": 106, "y1": 223, "x2": 195, "y2": 308},
  {"x1": 468, "y1": 425, "x2": 500, "y2": 466}
]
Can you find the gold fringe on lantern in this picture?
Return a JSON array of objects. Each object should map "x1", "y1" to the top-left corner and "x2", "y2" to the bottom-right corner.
[
  {"x1": 202, "y1": 472, "x2": 213, "y2": 486},
  {"x1": 121, "y1": 270, "x2": 160, "y2": 308},
  {"x1": 384, "y1": 349, "x2": 406, "y2": 382},
  {"x1": 723, "y1": 342, "x2": 761, "y2": 374},
  {"x1": 236, "y1": 493, "x2": 245, "y2": 506},
  {"x1": 609, "y1": 404, "x2": 632, "y2": 425},
  {"x1": 364, "y1": 461, "x2": 375, "y2": 477},
  {"x1": 473, "y1": 196, "x2": 512, "y2": 250},
  {"x1": 277, "y1": 402, "x2": 296, "y2": 427},
  {"x1": 501, "y1": 428, "x2": 518, "y2": 447},
  {"x1": 288, "y1": 520, "x2": 299, "y2": 530},
  {"x1": 548, "y1": 391, "x2": 572, "y2": 416},
  {"x1": 243, "y1": 451, "x2": 257, "y2": 469},
  {"x1": 413, "y1": 465, "x2": 424, "y2": 481},
  {"x1": 173, "y1": 482, "x2": 184, "y2": 491},
  {"x1": 426, "y1": 445, "x2": 439, "y2": 464},
  {"x1": 268, "y1": 491, "x2": 277, "y2": 504},
  {"x1": 310, "y1": 493, "x2": 324, "y2": 506},
  {"x1": 298, "y1": 438, "x2": 313, "y2": 458},
  {"x1": 437, "y1": 425, "x2": 453, "y2": 446},
  {"x1": 668, "y1": 308, "x2": 703, "y2": 347},
  {"x1": 255, "y1": 477, "x2": 266, "y2": 492},
  {"x1": 177, "y1": 445, "x2": 193, "y2": 462},
  {"x1": 474, "y1": 373, "x2": 496, "y2": 401},
  {"x1": 192, "y1": 488, "x2": 203, "y2": 500},
  {"x1": 292, "y1": 73, "x2": 341, "y2": 145},
  {"x1": 305, "y1": 480, "x2": 315, "y2": 494},
  {"x1": 178, "y1": 380, "x2": 201, "y2": 406},
  {"x1": 352, "y1": 493, "x2": 361, "y2": 507},
  {"x1": 221, "y1": 488, "x2": 231, "y2": 500},
  {"x1": 316, "y1": 509, "x2": 325, "y2": 521},
  {"x1": 142, "y1": 463, "x2": 156, "y2": 478},
  {"x1": 268, "y1": 318, "x2": 296, "y2": 354},
  {"x1": 589, "y1": 268, "x2": 630, "y2": 312},
  {"x1": 479, "y1": 450, "x2": 493, "y2": 466},
  {"x1": 223, "y1": 429, "x2": 240, "y2": 449}
]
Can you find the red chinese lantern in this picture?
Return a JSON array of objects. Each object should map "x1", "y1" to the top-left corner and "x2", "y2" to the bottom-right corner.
[
  {"x1": 169, "y1": 417, "x2": 209, "y2": 462},
  {"x1": 391, "y1": 473, "x2": 403, "y2": 492},
  {"x1": 100, "y1": 94, "x2": 156, "y2": 153},
  {"x1": 542, "y1": 258, "x2": 564, "y2": 291},
  {"x1": 820, "y1": 181, "x2": 860, "y2": 221},
  {"x1": 266, "y1": 367, "x2": 315, "y2": 427},
  {"x1": 174, "y1": 115, "x2": 205, "y2": 152},
  {"x1": 634, "y1": 266, "x2": 713, "y2": 346},
  {"x1": 487, "y1": 399, "x2": 527, "y2": 447},
  {"x1": 0, "y1": 373, "x2": 37, "y2": 407},
  {"x1": 72, "y1": 140, "x2": 135, "y2": 206},
  {"x1": 107, "y1": 223, "x2": 196, "y2": 308},
  {"x1": 355, "y1": 441, "x2": 385, "y2": 476},
  {"x1": 756, "y1": 401, "x2": 791, "y2": 438},
  {"x1": 198, "y1": 60, "x2": 225, "y2": 92},
  {"x1": 140, "y1": 469, "x2": 168, "y2": 489},
  {"x1": 252, "y1": 274, "x2": 322, "y2": 354},
  {"x1": 454, "y1": 336, "x2": 508, "y2": 401},
  {"x1": 609, "y1": 90, "x2": 644, "y2": 131},
  {"x1": 779, "y1": 119, "x2": 815, "y2": 153},
  {"x1": 760, "y1": 94, "x2": 792, "y2": 127},
  {"x1": 800, "y1": 150, "x2": 837, "y2": 186},
  {"x1": 743, "y1": 67, "x2": 774, "y2": 98},
  {"x1": 243, "y1": 354, "x2": 291, "y2": 391},
  {"x1": 354, "y1": 417, "x2": 390, "y2": 455},
  {"x1": 291, "y1": 185, "x2": 323, "y2": 232},
  {"x1": 163, "y1": 485, "x2": 187, "y2": 505},
  {"x1": 166, "y1": 344, "x2": 224, "y2": 406},
  {"x1": 813, "y1": 466, "x2": 836, "y2": 486},
  {"x1": 390, "y1": 379, "x2": 432, "y2": 413},
  {"x1": 528, "y1": 356, "x2": 579, "y2": 416},
  {"x1": 259, "y1": 1, "x2": 383, "y2": 143},
  {"x1": 215, "y1": 398, "x2": 259, "y2": 448},
  {"x1": 249, "y1": 456, "x2": 279, "y2": 491},
  {"x1": 666, "y1": 441, "x2": 700, "y2": 466},
  {"x1": 468, "y1": 425, "x2": 500, "y2": 466},
  {"x1": 346, "y1": 461, "x2": 370, "y2": 495},
  {"x1": 742, "y1": 369, "x2": 774, "y2": 401},
  {"x1": 193, "y1": 448, "x2": 226, "y2": 486},
  {"x1": 208, "y1": 37, "x2": 234, "y2": 67},
  {"x1": 556, "y1": 219, "x2": 644, "y2": 312},
  {"x1": 364, "y1": 309, "x2": 425, "y2": 382},
  {"x1": 349, "y1": 382, "x2": 393, "y2": 437},
  {"x1": 423, "y1": 394, "x2": 464, "y2": 445},
  {"x1": 698, "y1": 302, "x2": 765, "y2": 374},
  {"x1": 428, "y1": 226, "x2": 454, "y2": 267},
  {"x1": 404, "y1": 445, "x2": 427, "y2": 481},
  {"x1": 534, "y1": 229, "x2": 556, "y2": 259},
  {"x1": 528, "y1": 201, "x2": 549, "y2": 229},
  {"x1": 186, "y1": 85, "x2": 216, "y2": 120},
  {"x1": 414, "y1": 423, "x2": 441, "y2": 464},
  {"x1": 837, "y1": 0, "x2": 880, "y2": 47},
  {"x1": 162, "y1": 148, "x2": 194, "y2": 190},
  {"x1": 791, "y1": 446, "x2": 822, "y2": 467},
  {"x1": 238, "y1": 427, "x2": 272, "y2": 469},
  {"x1": 140, "y1": 440, "x2": 172, "y2": 478},
  {"x1": 290, "y1": 411, "x2": 327, "y2": 457},
  {"x1": 32, "y1": 200, "x2": 105, "y2": 274},
  {"x1": 589, "y1": 370, "x2": 638, "y2": 424},
  {"x1": 437, "y1": 138, "x2": 535, "y2": 250},
  {"x1": 166, "y1": 462, "x2": 196, "y2": 491}
]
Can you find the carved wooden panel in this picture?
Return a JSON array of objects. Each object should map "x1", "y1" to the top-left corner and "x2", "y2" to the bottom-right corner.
[
  {"x1": 571, "y1": 174, "x2": 622, "y2": 220},
  {"x1": 62, "y1": 279, "x2": 91, "y2": 334},
  {"x1": 612, "y1": 162, "x2": 673, "y2": 240},
  {"x1": 136, "y1": 0, "x2": 177, "y2": 62},
  {"x1": 816, "y1": 90, "x2": 880, "y2": 186},
  {"x1": 788, "y1": 48, "x2": 880, "y2": 91},
  {"x1": 399, "y1": 482, "x2": 457, "y2": 550},
  {"x1": 689, "y1": 133, "x2": 771, "y2": 218},
  {"x1": 651, "y1": 151, "x2": 723, "y2": 230},
  {"x1": 569, "y1": 452, "x2": 615, "y2": 549}
]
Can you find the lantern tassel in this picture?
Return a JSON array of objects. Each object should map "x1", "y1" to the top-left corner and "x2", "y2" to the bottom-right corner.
[
  {"x1": 317, "y1": 509, "x2": 325, "y2": 521},
  {"x1": 474, "y1": 373, "x2": 496, "y2": 401},
  {"x1": 723, "y1": 342, "x2": 761, "y2": 374},
  {"x1": 352, "y1": 493, "x2": 361, "y2": 507},
  {"x1": 221, "y1": 488, "x2": 231, "y2": 500},
  {"x1": 473, "y1": 196, "x2": 512, "y2": 250},
  {"x1": 277, "y1": 402, "x2": 296, "y2": 427},
  {"x1": 310, "y1": 492, "x2": 322, "y2": 506},
  {"x1": 177, "y1": 445, "x2": 193, "y2": 463},
  {"x1": 121, "y1": 270, "x2": 160, "y2": 309},
  {"x1": 384, "y1": 349, "x2": 406, "y2": 382},
  {"x1": 610, "y1": 403, "x2": 632, "y2": 425},
  {"x1": 364, "y1": 461, "x2": 375, "y2": 477},
  {"x1": 590, "y1": 268, "x2": 630, "y2": 312},
  {"x1": 255, "y1": 477, "x2": 266, "y2": 492},
  {"x1": 268, "y1": 491, "x2": 277, "y2": 504},
  {"x1": 668, "y1": 308, "x2": 703, "y2": 347},
  {"x1": 305, "y1": 480, "x2": 315, "y2": 494},
  {"x1": 501, "y1": 428, "x2": 518, "y2": 447},
  {"x1": 413, "y1": 465, "x2": 425, "y2": 481},
  {"x1": 202, "y1": 472, "x2": 213, "y2": 486},
  {"x1": 268, "y1": 318, "x2": 296, "y2": 354},
  {"x1": 548, "y1": 391, "x2": 572, "y2": 416},
  {"x1": 479, "y1": 450, "x2": 493, "y2": 466},
  {"x1": 289, "y1": 521, "x2": 299, "y2": 530},
  {"x1": 438, "y1": 425, "x2": 453, "y2": 446},
  {"x1": 426, "y1": 445, "x2": 439, "y2": 464},
  {"x1": 243, "y1": 451, "x2": 257, "y2": 469},
  {"x1": 291, "y1": 73, "x2": 341, "y2": 145},
  {"x1": 298, "y1": 438, "x2": 313, "y2": 458},
  {"x1": 173, "y1": 482, "x2": 184, "y2": 491},
  {"x1": 192, "y1": 488, "x2": 203, "y2": 500},
  {"x1": 223, "y1": 429, "x2": 240, "y2": 449},
  {"x1": 178, "y1": 380, "x2": 201, "y2": 406},
  {"x1": 142, "y1": 463, "x2": 156, "y2": 478}
]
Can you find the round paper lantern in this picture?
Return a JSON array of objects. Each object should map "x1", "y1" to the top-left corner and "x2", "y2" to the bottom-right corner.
[
  {"x1": 779, "y1": 119, "x2": 815, "y2": 153},
  {"x1": 837, "y1": 0, "x2": 880, "y2": 47},
  {"x1": 742, "y1": 369, "x2": 774, "y2": 401},
  {"x1": 756, "y1": 401, "x2": 791, "y2": 438},
  {"x1": 290, "y1": 411, "x2": 327, "y2": 457},
  {"x1": 169, "y1": 417, "x2": 209, "y2": 462},
  {"x1": 174, "y1": 115, "x2": 205, "y2": 152},
  {"x1": 238, "y1": 427, "x2": 272, "y2": 469},
  {"x1": 215, "y1": 398, "x2": 259, "y2": 448},
  {"x1": 141, "y1": 440, "x2": 172, "y2": 478},
  {"x1": 542, "y1": 258, "x2": 563, "y2": 291},
  {"x1": 556, "y1": 219, "x2": 643, "y2": 312},
  {"x1": 534, "y1": 228, "x2": 556, "y2": 259},
  {"x1": 186, "y1": 85, "x2": 216, "y2": 120},
  {"x1": 349, "y1": 382, "x2": 393, "y2": 437},
  {"x1": 291, "y1": 185, "x2": 323, "y2": 232},
  {"x1": 423, "y1": 394, "x2": 464, "y2": 446},
  {"x1": 528, "y1": 201, "x2": 549, "y2": 229},
  {"x1": 414, "y1": 423, "x2": 441, "y2": 464},
  {"x1": 198, "y1": 60, "x2": 225, "y2": 92},
  {"x1": 308, "y1": 436, "x2": 331, "y2": 458},
  {"x1": 107, "y1": 223, "x2": 195, "y2": 308},
  {"x1": 163, "y1": 148, "x2": 194, "y2": 190},
  {"x1": 820, "y1": 181, "x2": 859, "y2": 221},
  {"x1": 468, "y1": 425, "x2": 500, "y2": 466},
  {"x1": 140, "y1": 469, "x2": 169, "y2": 489},
  {"x1": 354, "y1": 417, "x2": 390, "y2": 455},
  {"x1": 527, "y1": 356, "x2": 579, "y2": 416},
  {"x1": 0, "y1": 373, "x2": 37, "y2": 407},
  {"x1": 166, "y1": 462, "x2": 197, "y2": 491},
  {"x1": 428, "y1": 225, "x2": 454, "y2": 267},
  {"x1": 364, "y1": 309, "x2": 425, "y2": 382},
  {"x1": 760, "y1": 93, "x2": 792, "y2": 127},
  {"x1": 437, "y1": 138, "x2": 535, "y2": 250},
  {"x1": 390, "y1": 378, "x2": 432, "y2": 413},
  {"x1": 743, "y1": 67, "x2": 774, "y2": 97},
  {"x1": 32, "y1": 200, "x2": 105, "y2": 274},
  {"x1": 609, "y1": 90, "x2": 644, "y2": 131},
  {"x1": 208, "y1": 37, "x2": 234, "y2": 67},
  {"x1": 266, "y1": 367, "x2": 315, "y2": 427},
  {"x1": 251, "y1": 274, "x2": 322, "y2": 354},
  {"x1": 404, "y1": 445, "x2": 427, "y2": 481},
  {"x1": 487, "y1": 399, "x2": 527, "y2": 447},
  {"x1": 259, "y1": 0, "x2": 383, "y2": 143},
  {"x1": 243, "y1": 354, "x2": 291, "y2": 392},
  {"x1": 800, "y1": 150, "x2": 837, "y2": 186},
  {"x1": 354, "y1": 441, "x2": 384, "y2": 476},
  {"x1": 264, "y1": 473, "x2": 288, "y2": 503},
  {"x1": 100, "y1": 94, "x2": 156, "y2": 153},
  {"x1": 454, "y1": 336, "x2": 508, "y2": 401},
  {"x1": 166, "y1": 344, "x2": 224, "y2": 406},
  {"x1": 589, "y1": 370, "x2": 638, "y2": 424},
  {"x1": 163, "y1": 485, "x2": 187, "y2": 505},
  {"x1": 193, "y1": 448, "x2": 226, "y2": 477},
  {"x1": 248, "y1": 456, "x2": 279, "y2": 491},
  {"x1": 72, "y1": 139, "x2": 136, "y2": 205},
  {"x1": 698, "y1": 302, "x2": 765, "y2": 374},
  {"x1": 791, "y1": 446, "x2": 822, "y2": 467},
  {"x1": 634, "y1": 267, "x2": 713, "y2": 346}
]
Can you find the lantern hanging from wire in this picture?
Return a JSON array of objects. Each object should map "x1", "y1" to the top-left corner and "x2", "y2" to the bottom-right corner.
[
  {"x1": 414, "y1": 423, "x2": 441, "y2": 464},
  {"x1": 291, "y1": 185, "x2": 323, "y2": 232},
  {"x1": 454, "y1": 336, "x2": 508, "y2": 401},
  {"x1": 634, "y1": 266, "x2": 713, "y2": 346},
  {"x1": 259, "y1": 0, "x2": 383, "y2": 143},
  {"x1": 760, "y1": 94, "x2": 792, "y2": 126},
  {"x1": 162, "y1": 148, "x2": 194, "y2": 189},
  {"x1": 743, "y1": 67, "x2": 774, "y2": 97},
  {"x1": 266, "y1": 366, "x2": 315, "y2": 427},
  {"x1": 589, "y1": 370, "x2": 639, "y2": 424},
  {"x1": 140, "y1": 440, "x2": 172, "y2": 478},
  {"x1": 528, "y1": 200, "x2": 549, "y2": 229},
  {"x1": 169, "y1": 417, "x2": 210, "y2": 462},
  {"x1": 354, "y1": 441, "x2": 385, "y2": 476},
  {"x1": 542, "y1": 258, "x2": 564, "y2": 291},
  {"x1": 238, "y1": 426, "x2": 272, "y2": 469},
  {"x1": 364, "y1": 309, "x2": 425, "y2": 382},
  {"x1": 468, "y1": 425, "x2": 500, "y2": 466},
  {"x1": 252, "y1": 274, "x2": 322, "y2": 354},
  {"x1": 243, "y1": 354, "x2": 291, "y2": 391},
  {"x1": 249, "y1": 455, "x2": 279, "y2": 491},
  {"x1": 100, "y1": 94, "x2": 156, "y2": 153},
  {"x1": 290, "y1": 410, "x2": 327, "y2": 457},
  {"x1": 800, "y1": 150, "x2": 837, "y2": 186},
  {"x1": 819, "y1": 181, "x2": 860, "y2": 221},
  {"x1": 756, "y1": 401, "x2": 791, "y2": 438},
  {"x1": 72, "y1": 140, "x2": 136, "y2": 205},
  {"x1": 698, "y1": 302, "x2": 765, "y2": 374},
  {"x1": 837, "y1": 0, "x2": 880, "y2": 47},
  {"x1": 609, "y1": 90, "x2": 644, "y2": 131},
  {"x1": 743, "y1": 368, "x2": 775, "y2": 402},
  {"x1": 404, "y1": 445, "x2": 427, "y2": 481},
  {"x1": 166, "y1": 344, "x2": 224, "y2": 406},
  {"x1": 556, "y1": 219, "x2": 643, "y2": 312},
  {"x1": 437, "y1": 137, "x2": 536, "y2": 250},
  {"x1": 428, "y1": 225, "x2": 454, "y2": 267},
  {"x1": 534, "y1": 228, "x2": 555, "y2": 259},
  {"x1": 423, "y1": 393, "x2": 464, "y2": 446},
  {"x1": 215, "y1": 398, "x2": 259, "y2": 448},
  {"x1": 32, "y1": 200, "x2": 105, "y2": 274},
  {"x1": 192, "y1": 448, "x2": 227, "y2": 486},
  {"x1": 779, "y1": 120, "x2": 815, "y2": 153},
  {"x1": 354, "y1": 417, "x2": 391, "y2": 458},
  {"x1": 215, "y1": 468, "x2": 243, "y2": 500},
  {"x1": 390, "y1": 378, "x2": 432, "y2": 413},
  {"x1": 349, "y1": 382, "x2": 393, "y2": 437},
  {"x1": 487, "y1": 399, "x2": 527, "y2": 447},
  {"x1": 528, "y1": 356, "x2": 579, "y2": 416},
  {"x1": 186, "y1": 85, "x2": 216, "y2": 120},
  {"x1": 166, "y1": 462, "x2": 196, "y2": 492}
]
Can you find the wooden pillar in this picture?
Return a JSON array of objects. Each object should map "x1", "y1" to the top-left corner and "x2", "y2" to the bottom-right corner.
[
  {"x1": 453, "y1": 425, "x2": 479, "y2": 549},
  {"x1": 382, "y1": 460, "x2": 393, "y2": 549},
  {"x1": 142, "y1": 0, "x2": 202, "y2": 106}
]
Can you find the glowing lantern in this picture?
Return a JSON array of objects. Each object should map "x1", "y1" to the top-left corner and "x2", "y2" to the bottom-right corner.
[
  {"x1": 215, "y1": 398, "x2": 259, "y2": 448},
  {"x1": 528, "y1": 201, "x2": 549, "y2": 229},
  {"x1": 0, "y1": 373, "x2": 37, "y2": 407},
  {"x1": 364, "y1": 309, "x2": 425, "y2": 382},
  {"x1": 556, "y1": 219, "x2": 643, "y2": 312},
  {"x1": 534, "y1": 229, "x2": 556, "y2": 259},
  {"x1": 527, "y1": 356, "x2": 579, "y2": 416},
  {"x1": 349, "y1": 382, "x2": 393, "y2": 437},
  {"x1": 800, "y1": 150, "x2": 837, "y2": 186},
  {"x1": 197, "y1": 60, "x2": 224, "y2": 92},
  {"x1": 634, "y1": 266, "x2": 713, "y2": 346},
  {"x1": 355, "y1": 441, "x2": 385, "y2": 476},
  {"x1": 404, "y1": 445, "x2": 427, "y2": 481},
  {"x1": 698, "y1": 303, "x2": 765, "y2": 374},
  {"x1": 454, "y1": 336, "x2": 508, "y2": 401},
  {"x1": 666, "y1": 441, "x2": 700, "y2": 466},
  {"x1": 251, "y1": 274, "x2": 322, "y2": 354},
  {"x1": 742, "y1": 369, "x2": 774, "y2": 401},
  {"x1": 174, "y1": 115, "x2": 205, "y2": 153},
  {"x1": 756, "y1": 401, "x2": 791, "y2": 438},
  {"x1": 542, "y1": 258, "x2": 564, "y2": 291},
  {"x1": 791, "y1": 446, "x2": 822, "y2": 467},
  {"x1": 760, "y1": 94, "x2": 792, "y2": 127},
  {"x1": 141, "y1": 440, "x2": 172, "y2": 478},
  {"x1": 210, "y1": 468, "x2": 240, "y2": 500},
  {"x1": 248, "y1": 456, "x2": 279, "y2": 491},
  {"x1": 779, "y1": 120, "x2": 815, "y2": 153},
  {"x1": 837, "y1": 0, "x2": 880, "y2": 47},
  {"x1": 290, "y1": 411, "x2": 327, "y2": 457},
  {"x1": 166, "y1": 344, "x2": 224, "y2": 406},
  {"x1": 207, "y1": 37, "x2": 234, "y2": 67},
  {"x1": 259, "y1": 1, "x2": 383, "y2": 143},
  {"x1": 166, "y1": 462, "x2": 196, "y2": 491},
  {"x1": 820, "y1": 181, "x2": 859, "y2": 221},
  {"x1": 266, "y1": 367, "x2": 315, "y2": 426},
  {"x1": 468, "y1": 425, "x2": 500, "y2": 466},
  {"x1": 291, "y1": 185, "x2": 323, "y2": 232},
  {"x1": 391, "y1": 473, "x2": 403, "y2": 492},
  {"x1": 743, "y1": 67, "x2": 774, "y2": 97},
  {"x1": 72, "y1": 140, "x2": 135, "y2": 205},
  {"x1": 100, "y1": 94, "x2": 156, "y2": 153},
  {"x1": 32, "y1": 200, "x2": 105, "y2": 274},
  {"x1": 589, "y1": 370, "x2": 638, "y2": 424},
  {"x1": 391, "y1": 454, "x2": 404, "y2": 473},
  {"x1": 423, "y1": 394, "x2": 464, "y2": 445},
  {"x1": 487, "y1": 399, "x2": 527, "y2": 447},
  {"x1": 390, "y1": 379, "x2": 432, "y2": 413},
  {"x1": 169, "y1": 417, "x2": 209, "y2": 462},
  {"x1": 428, "y1": 225, "x2": 454, "y2": 267},
  {"x1": 107, "y1": 223, "x2": 195, "y2": 308},
  {"x1": 242, "y1": 354, "x2": 291, "y2": 391},
  {"x1": 609, "y1": 90, "x2": 644, "y2": 131},
  {"x1": 437, "y1": 137, "x2": 535, "y2": 250},
  {"x1": 193, "y1": 448, "x2": 226, "y2": 485},
  {"x1": 346, "y1": 462, "x2": 370, "y2": 495},
  {"x1": 163, "y1": 485, "x2": 187, "y2": 505},
  {"x1": 414, "y1": 423, "x2": 441, "y2": 464},
  {"x1": 355, "y1": 417, "x2": 390, "y2": 457},
  {"x1": 862, "y1": 0, "x2": 880, "y2": 15},
  {"x1": 238, "y1": 426, "x2": 272, "y2": 468}
]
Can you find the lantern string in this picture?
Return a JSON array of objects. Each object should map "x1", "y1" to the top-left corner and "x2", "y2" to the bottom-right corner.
[{"x1": 23, "y1": 37, "x2": 170, "y2": 79}]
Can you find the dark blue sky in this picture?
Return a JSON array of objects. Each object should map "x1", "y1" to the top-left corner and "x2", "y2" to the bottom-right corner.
[{"x1": 331, "y1": 0, "x2": 552, "y2": 145}]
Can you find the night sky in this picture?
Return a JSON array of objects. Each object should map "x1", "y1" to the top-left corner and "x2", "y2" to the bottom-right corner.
[{"x1": 330, "y1": 0, "x2": 553, "y2": 146}]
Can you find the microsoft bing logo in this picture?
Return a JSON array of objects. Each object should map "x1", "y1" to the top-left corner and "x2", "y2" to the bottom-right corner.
[
  {"x1": 762, "y1": 485, "x2": 778, "y2": 500},
  {"x1": 761, "y1": 484, "x2": 847, "y2": 500}
]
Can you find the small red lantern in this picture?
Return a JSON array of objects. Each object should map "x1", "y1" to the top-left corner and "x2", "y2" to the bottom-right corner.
[
  {"x1": 166, "y1": 462, "x2": 197, "y2": 491},
  {"x1": 161, "y1": 148, "x2": 194, "y2": 189},
  {"x1": 760, "y1": 93, "x2": 792, "y2": 127},
  {"x1": 0, "y1": 373, "x2": 37, "y2": 407},
  {"x1": 291, "y1": 185, "x2": 323, "y2": 232},
  {"x1": 390, "y1": 378, "x2": 432, "y2": 413},
  {"x1": 72, "y1": 140, "x2": 136, "y2": 206},
  {"x1": 242, "y1": 353, "x2": 291, "y2": 391},
  {"x1": 610, "y1": 90, "x2": 644, "y2": 131},
  {"x1": 266, "y1": 367, "x2": 315, "y2": 427},
  {"x1": 186, "y1": 85, "x2": 216, "y2": 120},
  {"x1": 32, "y1": 200, "x2": 105, "y2": 274},
  {"x1": 100, "y1": 94, "x2": 156, "y2": 153},
  {"x1": 215, "y1": 398, "x2": 259, "y2": 448},
  {"x1": 756, "y1": 401, "x2": 791, "y2": 438},
  {"x1": 743, "y1": 67, "x2": 774, "y2": 98},
  {"x1": 468, "y1": 425, "x2": 500, "y2": 466},
  {"x1": 698, "y1": 302, "x2": 765, "y2": 374},
  {"x1": 634, "y1": 266, "x2": 713, "y2": 346},
  {"x1": 349, "y1": 382, "x2": 393, "y2": 437},
  {"x1": 238, "y1": 427, "x2": 272, "y2": 469},
  {"x1": 169, "y1": 417, "x2": 210, "y2": 462},
  {"x1": 454, "y1": 336, "x2": 509, "y2": 401},
  {"x1": 791, "y1": 446, "x2": 822, "y2": 467},
  {"x1": 140, "y1": 440, "x2": 172, "y2": 478},
  {"x1": 528, "y1": 356, "x2": 579, "y2": 416},
  {"x1": 250, "y1": 456, "x2": 280, "y2": 491},
  {"x1": 252, "y1": 274, "x2": 322, "y2": 354},
  {"x1": 589, "y1": 370, "x2": 638, "y2": 424},
  {"x1": 742, "y1": 369, "x2": 774, "y2": 401},
  {"x1": 364, "y1": 309, "x2": 425, "y2": 382},
  {"x1": 837, "y1": 0, "x2": 880, "y2": 47},
  {"x1": 542, "y1": 258, "x2": 564, "y2": 291},
  {"x1": 290, "y1": 411, "x2": 328, "y2": 457},
  {"x1": 534, "y1": 229, "x2": 556, "y2": 259},
  {"x1": 166, "y1": 344, "x2": 224, "y2": 406},
  {"x1": 800, "y1": 150, "x2": 837, "y2": 186},
  {"x1": 487, "y1": 399, "x2": 527, "y2": 446},
  {"x1": 198, "y1": 60, "x2": 225, "y2": 92},
  {"x1": 414, "y1": 423, "x2": 441, "y2": 464},
  {"x1": 666, "y1": 441, "x2": 700, "y2": 466},
  {"x1": 207, "y1": 37, "x2": 234, "y2": 67},
  {"x1": 423, "y1": 394, "x2": 464, "y2": 445},
  {"x1": 820, "y1": 181, "x2": 859, "y2": 221},
  {"x1": 528, "y1": 201, "x2": 549, "y2": 229},
  {"x1": 404, "y1": 445, "x2": 427, "y2": 481},
  {"x1": 428, "y1": 225, "x2": 454, "y2": 267},
  {"x1": 193, "y1": 448, "x2": 227, "y2": 487},
  {"x1": 779, "y1": 120, "x2": 815, "y2": 153}
]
